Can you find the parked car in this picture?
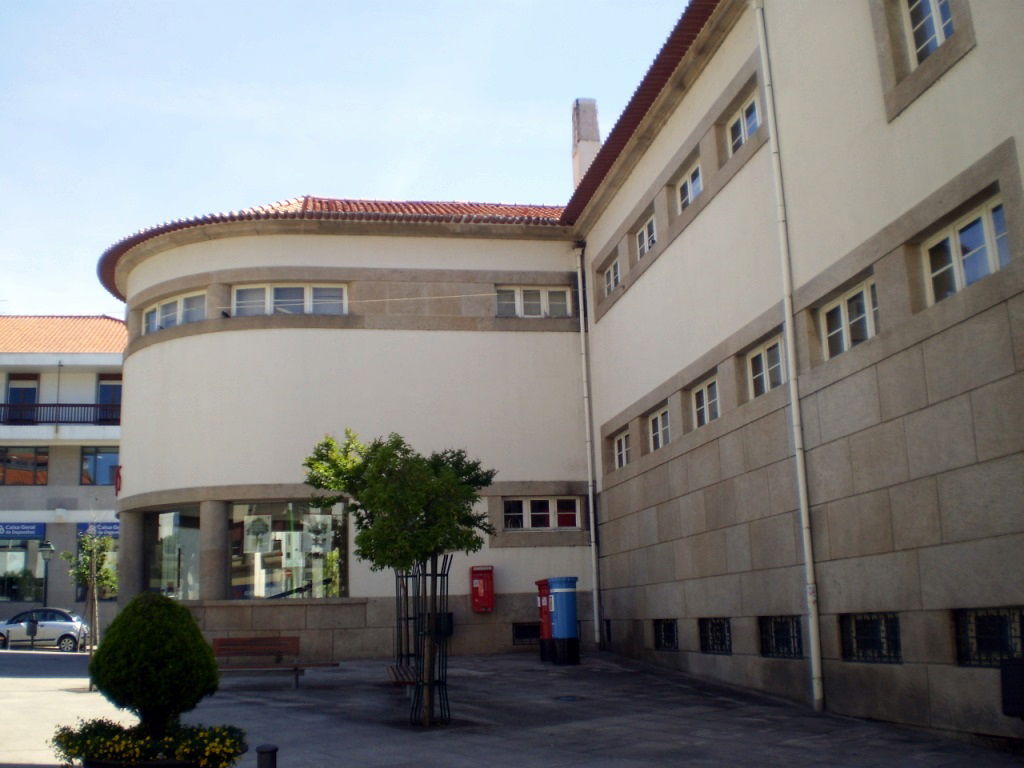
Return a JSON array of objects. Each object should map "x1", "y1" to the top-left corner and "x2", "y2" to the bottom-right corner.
[{"x1": 0, "y1": 608, "x2": 89, "y2": 652}]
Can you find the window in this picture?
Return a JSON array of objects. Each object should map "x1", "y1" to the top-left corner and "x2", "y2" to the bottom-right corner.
[
  {"x1": 728, "y1": 97, "x2": 759, "y2": 156},
  {"x1": 821, "y1": 280, "x2": 880, "y2": 359},
  {"x1": 653, "y1": 619, "x2": 678, "y2": 651},
  {"x1": 678, "y1": 162, "x2": 703, "y2": 212},
  {"x1": 0, "y1": 537, "x2": 48, "y2": 602},
  {"x1": 748, "y1": 337, "x2": 784, "y2": 398},
  {"x1": 512, "y1": 622, "x2": 541, "y2": 646},
  {"x1": 693, "y1": 378, "x2": 719, "y2": 428},
  {"x1": 925, "y1": 199, "x2": 1009, "y2": 305},
  {"x1": 613, "y1": 431, "x2": 631, "y2": 469},
  {"x1": 649, "y1": 409, "x2": 670, "y2": 451},
  {"x1": 905, "y1": 0, "x2": 953, "y2": 65},
  {"x1": 142, "y1": 293, "x2": 205, "y2": 334},
  {"x1": 96, "y1": 375, "x2": 122, "y2": 424},
  {"x1": 81, "y1": 447, "x2": 119, "y2": 486},
  {"x1": 232, "y1": 285, "x2": 348, "y2": 317},
  {"x1": 759, "y1": 615, "x2": 803, "y2": 659},
  {"x1": 635, "y1": 215, "x2": 656, "y2": 258},
  {"x1": 698, "y1": 617, "x2": 732, "y2": 655},
  {"x1": 495, "y1": 286, "x2": 572, "y2": 318},
  {"x1": 0, "y1": 447, "x2": 48, "y2": 485},
  {"x1": 4, "y1": 374, "x2": 38, "y2": 423},
  {"x1": 503, "y1": 497, "x2": 580, "y2": 530},
  {"x1": 954, "y1": 607, "x2": 1023, "y2": 668},
  {"x1": 840, "y1": 612, "x2": 902, "y2": 663},
  {"x1": 604, "y1": 260, "x2": 621, "y2": 297}
]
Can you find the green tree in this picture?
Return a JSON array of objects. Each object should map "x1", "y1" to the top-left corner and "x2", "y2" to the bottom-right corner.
[
  {"x1": 304, "y1": 430, "x2": 495, "y2": 725},
  {"x1": 60, "y1": 530, "x2": 117, "y2": 654}
]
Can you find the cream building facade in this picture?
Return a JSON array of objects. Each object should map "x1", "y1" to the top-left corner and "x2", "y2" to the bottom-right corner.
[{"x1": 98, "y1": 0, "x2": 1024, "y2": 743}]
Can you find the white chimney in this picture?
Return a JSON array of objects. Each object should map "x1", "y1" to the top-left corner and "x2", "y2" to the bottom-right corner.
[{"x1": 572, "y1": 98, "x2": 601, "y2": 188}]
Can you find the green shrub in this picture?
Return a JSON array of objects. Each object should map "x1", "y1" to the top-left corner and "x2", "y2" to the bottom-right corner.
[{"x1": 89, "y1": 592, "x2": 219, "y2": 738}]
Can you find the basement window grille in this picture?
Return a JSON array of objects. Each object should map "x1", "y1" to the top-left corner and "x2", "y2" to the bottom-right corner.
[
  {"x1": 653, "y1": 619, "x2": 678, "y2": 651},
  {"x1": 840, "y1": 613, "x2": 902, "y2": 664},
  {"x1": 759, "y1": 615, "x2": 803, "y2": 659},
  {"x1": 954, "y1": 607, "x2": 1024, "y2": 667},
  {"x1": 698, "y1": 617, "x2": 732, "y2": 655},
  {"x1": 512, "y1": 622, "x2": 541, "y2": 646}
]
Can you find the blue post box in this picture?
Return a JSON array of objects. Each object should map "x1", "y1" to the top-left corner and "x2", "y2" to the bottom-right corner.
[{"x1": 548, "y1": 576, "x2": 579, "y2": 665}]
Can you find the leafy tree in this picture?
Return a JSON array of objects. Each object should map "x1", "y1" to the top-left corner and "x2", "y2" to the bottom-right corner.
[
  {"x1": 60, "y1": 530, "x2": 117, "y2": 653},
  {"x1": 304, "y1": 430, "x2": 495, "y2": 725},
  {"x1": 90, "y1": 592, "x2": 219, "y2": 739}
]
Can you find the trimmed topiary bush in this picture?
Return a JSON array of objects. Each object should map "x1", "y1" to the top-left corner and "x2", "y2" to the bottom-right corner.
[{"x1": 90, "y1": 592, "x2": 219, "y2": 739}]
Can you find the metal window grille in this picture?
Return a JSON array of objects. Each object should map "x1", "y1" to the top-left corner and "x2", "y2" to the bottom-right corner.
[
  {"x1": 698, "y1": 617, "x2": 732, "y2": 655},
  {"x1": 955, "y1": 607, "x2": 1024, "y2": 667},
  {"x1": 759, "y1": 615, "x2": 803, "y2": 659},
  {"x1": 512, "y1": 622, "x2": 541, "y2": 646},
  {"x1": 653, "y1": 619, "x2": 678, "y2": 651},
  {"x1": 840, "y1": 613, "x2": 902, "y2": 663}
]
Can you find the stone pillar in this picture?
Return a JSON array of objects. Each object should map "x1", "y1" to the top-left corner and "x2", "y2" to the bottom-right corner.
[
  {"x1": 117, "y1": 508, "x2": 145, "y2": 606},
  {"x1": 200, "y1": 501, "x2": 230, "y2": 600}
]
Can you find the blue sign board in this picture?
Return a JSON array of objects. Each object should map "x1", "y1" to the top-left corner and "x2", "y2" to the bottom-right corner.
[
  {"x1": 76, "y1": 522, "x2": 120, "y2": 539},
  {"x1": 0, "y1": 522, "x2": 46, "y2": 539}
]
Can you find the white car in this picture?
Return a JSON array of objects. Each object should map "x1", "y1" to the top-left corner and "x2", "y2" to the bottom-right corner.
[{"x1": 0, "y1": 608, "x2": 89, "y2": 652}]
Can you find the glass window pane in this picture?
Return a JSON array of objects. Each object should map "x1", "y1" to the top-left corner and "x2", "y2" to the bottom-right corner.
[
  {"x1": 273, "y1": 286, "x2": 305, "y2": 314},
  {"x1": 679, "y1": 181, "x2": 691, "y2": 209},
  {"x1": 530, "y1": 499, "x2": 550, "y2": 528},
  {"x1": 870, "y1": 283, "x2": 880, "y2": 333},
  {"x1": 181, "y1": 295, "x2": 205, "y2": 324},
  {"x1": 556, "y1": 499, "x2": 578, "y2": 528},
  {"x1": 744, "y1": 101, "x2": 758, "y2": 135},
  {"x1": 928, "y1": 240, "x2": 956, "y2": 302},
  {"x1": 938, "y1": 0, "x2": 954, "y2": 38},
  {"x1": 235, "y1": 287, "x2": 266, "y2": 317},
  {"x1": 144, "y1": 309, "x2": 158, "y2": 334},
  {"x1": 991, "y1": 205, "x2": 1010, "y2": 269},
  {"x1": 312, "y1": 287, "x2": 346, "y2": 315},
  {"x1": 750, "y1": 353, "x2": 766, "y2": 396},
  {"x1": 707, "y1": 381, "x2": 719, "y2": 420},
  {"x1": 496, "y1": 289, "x2": 517, "y2": 317},
  {"x1": 730, "y1": 119, "x2": 743, "y2": 153},
  {"x1": 503, "y1": 499, "x2": 524, "y2": 529},
  {"x1": 691, "y1": 166, "x2": 702, "y2": 198},
  {"x1": 547, "y1": 290, "x2": 568, "y2": 318},
  {"x1": 522, "y1": 290, "x2": 542, "y2": 317},
  {"x1": 159, "y1": 301, "x2": 178, "y2": 329}
]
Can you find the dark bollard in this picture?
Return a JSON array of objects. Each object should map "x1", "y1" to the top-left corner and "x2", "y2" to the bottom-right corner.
[{"x1": 256, "y1": 744, "x2": 278, "y2": 768}]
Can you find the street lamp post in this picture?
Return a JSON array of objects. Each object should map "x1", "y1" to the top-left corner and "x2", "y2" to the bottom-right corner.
[{"x1": 39, "y1": 540, "x2": 55, "y2": 607}]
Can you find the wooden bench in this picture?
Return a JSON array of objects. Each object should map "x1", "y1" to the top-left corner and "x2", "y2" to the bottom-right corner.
[{"x1": 212, "y1": 636, "x2": 338, "y2": 688}]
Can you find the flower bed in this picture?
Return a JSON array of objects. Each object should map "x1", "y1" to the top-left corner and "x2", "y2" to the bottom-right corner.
[{"x1": 53, "y1": 718, "x2": 246, "y2": 768}]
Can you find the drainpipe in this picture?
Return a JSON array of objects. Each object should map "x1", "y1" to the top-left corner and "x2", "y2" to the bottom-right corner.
[
  {"x1": 575, "y1": 243, "x2": 602, "y2": 646},
  {"x1": 55, "y1": 360, "x2": 63, "y2": 436},
  {"x1": 753, "y1": 0, "x2": 824, "y2": 712}
]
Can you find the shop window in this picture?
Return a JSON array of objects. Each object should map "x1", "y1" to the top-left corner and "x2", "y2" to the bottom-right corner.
[
  {"x1": 143, "y1": 508, "x2": 201, "y2": 600},
  {"x1": 0, "y1": 535, "x2": 47, "y2": 602}
]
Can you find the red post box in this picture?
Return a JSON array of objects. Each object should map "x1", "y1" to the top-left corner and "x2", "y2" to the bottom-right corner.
[
  {"x1": 470, "y1": 565, "x2": 494, "y2": 613},
  {"x1": 535, "y1": 578, "x2": 553, "y2": 662}
]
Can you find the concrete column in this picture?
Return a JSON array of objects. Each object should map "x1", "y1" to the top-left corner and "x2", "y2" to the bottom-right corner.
[
  {"x1": 207, "y1": 283, "x2": 231, "y2": 319},
  {"x1": 572, "y1": 98, "x2": 601, "y2": 188},
  {"x1": 117, "y1": 509, "x2": 145, "y2": 606},
  {"x1": 199, "y1": 500, "x2": 230, "y2": 600}
]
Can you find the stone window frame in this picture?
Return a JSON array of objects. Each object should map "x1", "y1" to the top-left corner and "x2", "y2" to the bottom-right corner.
[
  {"x1": 613, "y1": 430, "x2": 631, "y2": 469},
  {"x1": 501, "y1": 496, "x2": 581, "y2": 531},
  {"x1": 495, "y1": 285, "x2": 573, "y2": 319},
  {"x1": 648, "y1": 407, "x2": 670, "y2": 452},
  {"x1": 143, "y1": 291, "x2": 206, "y2": 334},
  {"x1": 232, "y1": 283, "x2": 349, "y2": 318},
  {"x1": 725, "y1": 95, "x2": 760, "y2": 157},
  {"x1": 691, "y1": 375, "x2": 720, "y2": 429},
  {"x1": 921, "y1": 196, "x2": 1010, "y2": 306},
  {"x1": 653, "y1": 618, "x2": 679, "y2": 651},
  {"x1": 819, "y1": 278, "x2": 881, "y2": 360},
  {"x1": 746, "y1": 335, "x2": 785, "y2": 400},
  {"x1": 868, "y1": 0, "x2": 976, "y2": 122}
]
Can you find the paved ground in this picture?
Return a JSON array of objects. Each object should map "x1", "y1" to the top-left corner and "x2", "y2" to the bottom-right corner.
[{"x1": 2, "y1": 648, "x2": 1022, "y2": 767}]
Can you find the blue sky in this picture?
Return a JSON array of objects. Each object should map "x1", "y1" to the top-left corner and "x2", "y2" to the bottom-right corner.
[{"x1": 0, "y1": 1, "x2": 684, "y2": 317}]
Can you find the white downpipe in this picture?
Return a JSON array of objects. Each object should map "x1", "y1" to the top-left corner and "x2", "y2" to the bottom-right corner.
[
  {"x1": 753, "y1": 0, "x2": 824, "y2": 711},
  {"x1": 575, "y1": 245, "x2": 602, "y2": 645}
]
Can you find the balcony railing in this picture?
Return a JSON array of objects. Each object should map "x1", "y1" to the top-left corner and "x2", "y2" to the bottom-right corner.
[{"x1": 0, "y1": 403, "x2": 121, "y2": 426}]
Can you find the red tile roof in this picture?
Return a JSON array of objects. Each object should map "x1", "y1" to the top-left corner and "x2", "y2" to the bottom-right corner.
[
  {"x1": 0, "y1": 316, "x2": 127, "y2": 354},
  {"x1": 98, "y1": 197, "x2": 566, "y2": 300},
  {"x1": 560, "y1": 0, "x2": 723, "y2": 225}
]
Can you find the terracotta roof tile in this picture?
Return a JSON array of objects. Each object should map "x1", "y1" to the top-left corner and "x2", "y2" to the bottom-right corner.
[
  {"x1": 98, "y1": 197, "x2": 566, "y2": 300},
  {"x1": 0, "y1": 316, "x2": 127, "y2": 354}
]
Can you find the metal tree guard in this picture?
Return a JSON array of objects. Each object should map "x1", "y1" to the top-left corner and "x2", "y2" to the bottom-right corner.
[{"x1": 410, "y1": 554, "x2": 453, "y2": 726}]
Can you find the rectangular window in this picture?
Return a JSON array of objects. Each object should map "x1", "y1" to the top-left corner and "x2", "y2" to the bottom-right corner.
[
  {"x1": 613, "y1": 431, "x2": 631, "y2": 469},
  {"x1": 728, "y1": 97, "x2": 760, "y2": 156},
  {"x1": 311, "y1": 286, "x2": 346, "y2": 315},
  {"x1": 181, "y1": 294, "x2": 205, "y2": 324},
  {"x1": 654, "y1": 619, "x2": 678, "y2": 651},
  {"x1": 512, "y1": 622, "x2": 541, "y2": 646},
  {"x1": 748, "y1": 337, "x2": 784, "y2": 399},
  {"x1": 234, "y1": 287, "x2": 266, "y2": 317},
  {"x1": 0, "y1": 538, "x2": 48, "y2": 602},
  {"x1": 96, "y1": 375, "x2": 122, "y2": 425},
  {"x1": 693, "y1": 378, "x2": 719, "y2": 428},
  {"x1": 905, "y1": 0, "x2": 954, "y2": 65},
  {"x1": 649, "y1": 409, "x2": 670, "y2": 451},
  {"x1": 502, "y1": 497, "x2": 580, "y2": 530},
  {"x1": 840, "y1": 612, "x2": 902, "y2": 663},
  {"x1": 495, "y1": 286, "x2": 572, "y2": 318},
  {"x1": 759, "y1": 615, "x2": 803, "y2": 659},
  {"x1": 232, "y1": 285, "x2": 348, "y2": 317},
  {"x1": 81, "y1": 447, "x2": 119, "y2": 486},
  {"x1": 604, "y1": 260, "x2": 621, "y2": 297},
  {"x1": 925, "y1": 199, "x2": 1009, "y2": 305},
  {"x1": 159, "y1": 300, "x2": 178, "y2": 329},
  {"x1": 4, "y1": 375, "x2": 38, "y2": 424},
  {"x1": 273, "y1": 286, "x2": 306, "y2": 315},
  {"x1": 954, "y1": 607, "x2": 1023, "y2": 668},
  {"x1": 821, "y1": 280, "x2": 880, "y2": 359},
  {"x1": 698, "y1": 617, "x2": 732, "y2": 655},
  {"x1": 678, "y1": 162, "x2": 703, "y2": 211},
  {"x1": 0, "y1": 447, "x2": 49, "y2": 485},
  {"x1": 636, "y1": 215, "x2": 656, "y2": 258}
]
